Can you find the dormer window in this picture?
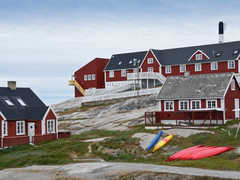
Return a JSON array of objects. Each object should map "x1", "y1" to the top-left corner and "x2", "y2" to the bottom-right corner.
[
  {"x1": 16, "y1": 98, "x2": 27, "y2": 106},
  {"x1": 196, "y1": 54, "x2": 203, "y2": 60},
  {"x1": 147, "y1": 58, "x2": 153, "y2": 64}
]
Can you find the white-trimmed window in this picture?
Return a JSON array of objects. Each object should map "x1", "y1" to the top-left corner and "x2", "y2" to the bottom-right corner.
[
  {"x1": 164, "y1": 101, "x2": 174, "y2": 111},
  {"x1": 180, "y1": 64, "x2": 186, "y2": 73},
  {"x1": 211, "y1": 62, "x2": 218, "y2": 70},
  {"x1": 84, "y1": 75, "x2": 87, "y2": 81},
  {"x1": 92, "y1": 74, "x2": 96, "y2": 80},
  {"x1": 196, "y1": 54, "x2": 203, "y2": 60},
  {"x1": 179, "y1": 100, "x2": 189, "y2": 110},
  {"x1": 88, "y1": 74, "x2": 92, "y2": 80},
  {"x1": 195, "y1": 63, "x2": 201, "y2": 71},
  {"x1": 228, "y1": 60, "x2": 235, "y2": 69},
  {"x1": 207, "y1": 100, "x2": 217, "y2": 109},
  {"x1": 2, "y1": 121, "x2": 8, "y2": 136},
  {"x1": 148, "y1": 67, "x2": 153, "y2": 72},
  {"x1": 121, "y1": 69, "x2": 126, "y2": 77},
  {"x1": 165, "y1": 65, "x2": 171, "y2": 74},
  {"x1": 16, "y1": 98, "x2": 27, "y2": 106},
  {"x1": 191, "y1": 100, "x2": 201, "y2": 110},
  {"x1": 47, "y1": 120, "x2": 55, "y2": 133},
  {"x1": 109, "y1": 71, "x2": 114, "y2": 78},
  {"x1": 16, "y1": 121, "x2": 25, "y2": 135},
  {"x1": 231, "y1": 80, "x2": 235, "y2": 91},
  {"x1": 147, "y1": 58, "x2": 153, "y2": 64}
]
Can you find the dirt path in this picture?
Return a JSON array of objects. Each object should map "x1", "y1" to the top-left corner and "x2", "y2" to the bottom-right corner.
[{"x1": 1, "y1": 162, "x2": 240, "y2": 180}]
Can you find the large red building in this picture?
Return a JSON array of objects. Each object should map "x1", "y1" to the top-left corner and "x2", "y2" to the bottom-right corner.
[
  {"x1": 0, "y1": 81, "x2": 60, "y2": 148},
  {"x1": 71, "y1": 40, "x2": 240, "y2": 97}
]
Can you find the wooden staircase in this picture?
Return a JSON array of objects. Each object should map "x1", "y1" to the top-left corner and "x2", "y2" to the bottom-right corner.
[{"x1": 69, "y1": 80, "x2": 86, "y2": 96}]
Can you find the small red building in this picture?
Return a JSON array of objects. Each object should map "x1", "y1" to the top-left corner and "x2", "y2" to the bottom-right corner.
[
  {"x1": 71, "y1": 58, "x2": 109, "y2": 97},
  {"x1": 146, "y1": 73, "x2": 240, "y2": 126},
  {"x1": 0, "y1": 81, "x2": 59, "y2": 148}
]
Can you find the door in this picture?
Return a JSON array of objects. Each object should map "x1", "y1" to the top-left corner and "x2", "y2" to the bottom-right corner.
[
  {"x1": 28, "y1": 122, "x2": 35, "y2": 144},
  {"x1": 235, "y1": 99, "x2": 239, "y2": 119}
]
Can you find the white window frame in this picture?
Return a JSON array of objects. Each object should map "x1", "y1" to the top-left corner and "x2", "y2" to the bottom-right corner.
[
  {"x1": 2, "y1": 120, "x2": 8, "y2": 136},
  {"x1": 164, "y1": 101, "x2": 174, "y2": 111},
  {"x1": 180, "y1": 64, "x2": 186, "y2": 73},
  {"x1": 121, "y1": 69, "x2": 126, "y2": 77},
  {"x1": 231, "y1": 80, "x2": 235, "y2": 91},
  {"x1": 109, "y1": 71, "x2": 114, "y2": 78},
  {"x1": 191, "y1": 100, "x2": 201, "y2": 110},
  {"x1": 211, "y1": 61, "x2": 218, "y2": 71},
  {"x1": 16, "y1": 121, "x2": 25, "y2": 135},
  {"x1": 92, "y1": 74, "x2": 96, "y2": 80},
  {"x1": 228, "y1": 60, "x2": 235, "y2": 69},
  {"x1": 206, "y1": 100, "x2": 217, "y2": 109},
  {"x1": 147, "y1": 58, "x2": 153, "y2": 64},
  {"x1": 47, "y1": 119, "x2": 55, "y2": 134},
  {"x1": 165, "y1": 65, "x2": 171, "y2": 74},
  {"x1": 179, "y1": 100, "x2": 189, "y2": 110},
  {"x1": 196, "y1": 54, "x2": 203, "y2": 60},
  {"x1": 88, "y1": 74, "x2": 92, "y2": 80},
  {"x1": 84, "y1": 75, "x2": 87, "y2": 81},
  {"x1": 148, "y1": 67, "x2": 153, "y2": 72},
  {"x1": 16, "y1": 98, "x2": 27, "y2": 106},
  {"x1": 195, "y1": 63, "x2": 202, "y2": 72}
]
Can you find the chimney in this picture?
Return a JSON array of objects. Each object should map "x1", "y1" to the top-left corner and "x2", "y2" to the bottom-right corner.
[
  {"x1": 218, "y1": 21, "x2": 224, "y2": 43},
  {"x1": 8, "y1": 81, "x2": 16, "y2": 90}
]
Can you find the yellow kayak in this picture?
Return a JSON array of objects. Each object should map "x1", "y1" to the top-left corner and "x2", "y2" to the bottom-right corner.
[{"x1": 152, "y1": 134, "x2": 174, "y2": 152}]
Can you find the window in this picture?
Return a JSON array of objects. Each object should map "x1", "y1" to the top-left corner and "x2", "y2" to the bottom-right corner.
[
  {"x1": 207, "y1": 100, "x2": 217, "y2": 109},
  {"x1": 164, "y1": 101, "x2": 174, "y2": 111},
  {"x1": 191, "y1": 100, "x2": 201, "y2": 110},
  {"x1": 195, "y1": 63, "x2": 201, "y2": 71},
  {"x1": 165, "y1": 65, "x2": 171, "y2": 74},
  {"x1": 84, "y1": 75, "x2": 87, "y2": 81},
  {"x1": 121, "y1": 69, "x2": 126, "y2": 77},
  {"x1": 231, "y1": 80, "x2": 235, "y2": 91},
  {"x1": 179, "y1": 100, "x2": 189, "y2": 110},
  {"x1": 196, "y1": 54, "x2": 203, "y2": 60},
  {"x1": 2, "y1": 121, "x2": 7, "y2": 136},
  {"x1": 16, "y1": 98, "x2": 26, "y2": 106},
  {"x1": 228, "y1": 60, "x2": 235, "y2": 69},
  {"x1": 109, "y1": 71, "x2": 114, "y2": 78},
  {"x1": 148, "y1": 67, "x2": 153, "y2": 72},
  {"x1": 148, "y1": 58, "x2": 153, "y2": 64},
  {"x1": 92, "y1": 74, "x2": 96, "y2": 80},
  {"x1": 16, "y1": 121, "x2": 25, "y2": 135},
  {"x1": 87, "y1": 74, "x2": 92, "y2": 80},
  {"x1": 180, "y1": 64, "x2": 186, "y2": 73},
  {"x1": 47, "y1": 120, "x2": 55, "y2": 133},
  {"x1": 211, "y1": 62, "x2": 218, "y2": 71},
  {"x1": 4, "y1": 98, "x2": 14, "y2": 106}
]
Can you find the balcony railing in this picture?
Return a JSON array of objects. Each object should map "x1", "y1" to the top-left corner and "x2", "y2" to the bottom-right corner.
[{"x1": 127, "y1": 72, "x2": 166, "y2": 82}]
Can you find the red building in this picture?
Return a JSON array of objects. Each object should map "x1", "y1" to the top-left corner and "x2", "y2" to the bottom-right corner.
[
  {"x1": 0, "y1": 81, "x2": 59, "y2": 148},
  {"x1": 70, "y1": 58, "x2": 109, "y2": 97},
  {"x1": 145, "y1": 73, "x2": 240, "y2": 126}
]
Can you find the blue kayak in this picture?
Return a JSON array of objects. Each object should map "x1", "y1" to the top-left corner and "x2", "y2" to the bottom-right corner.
[{"x1": 146, "y1": 130, "x2": 163, "y2": 151}]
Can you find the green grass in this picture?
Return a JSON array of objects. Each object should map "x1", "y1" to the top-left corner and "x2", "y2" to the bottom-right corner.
[{"x1": 1, "y1": 123, "x2": 240, "y2": 171}]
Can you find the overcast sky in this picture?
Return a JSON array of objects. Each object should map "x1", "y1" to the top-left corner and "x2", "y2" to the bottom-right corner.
[{"x1": 1, "y1": 0, "x2": 240, "y2": 105}]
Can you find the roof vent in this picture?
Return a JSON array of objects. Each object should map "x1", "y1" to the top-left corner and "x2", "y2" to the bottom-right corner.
[
  {"x1": 233, "y1": 49, "x2": 239, "y2": 55},
  {"x1": 129, "y1": 60, "x2": 133, "y2": 64},
  {"x1": 118, "y1": 61, "x2": 122, "y2": 65},
  {"x1": 215, "y1": 51, "x2": 222, "y2": 57},
  {"x1": 218, "y1": 21, "x2": 224, "y2": 43},
  {"x1": 8, "y1": 81, "x2": 16, "y2": 90}
]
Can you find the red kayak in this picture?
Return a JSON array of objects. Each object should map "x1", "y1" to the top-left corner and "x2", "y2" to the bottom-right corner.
[
  {"x1": 191, "y1": 146, "x2": 233, "y2": 160},
  {"x1": 168, "y1": 145, "x2": 233, "y2": 161}
]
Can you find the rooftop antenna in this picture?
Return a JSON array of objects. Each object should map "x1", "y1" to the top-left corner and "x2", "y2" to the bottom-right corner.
[{"x1": 218, "y1": 21, "x2": 224, "y2": 43}]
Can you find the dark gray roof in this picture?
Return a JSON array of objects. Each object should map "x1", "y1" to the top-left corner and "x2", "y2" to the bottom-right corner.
[
  {"x1": 105, "y1": 51, "x2": 147, "y2": 70},
  {"x1": 152, "y1": 41, "x2": 240, "y2": 65},
  {"x1": 0, "y1": 87, "x2": 48, "y2": 120},
  {"x1": 157, "y1": 73, "x2": 233, "y2": 100}
]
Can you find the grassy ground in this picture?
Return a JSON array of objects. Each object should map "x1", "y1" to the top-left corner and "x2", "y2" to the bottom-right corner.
[{"x1": 0, "y1": 124, "x2": 240, "y2": 171}]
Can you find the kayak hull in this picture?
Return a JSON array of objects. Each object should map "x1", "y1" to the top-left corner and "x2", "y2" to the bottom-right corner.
[
  {"x1": 147, "y1": 130, "x2": 163, "y2": 151},
  {"x1": 152, "y1": 134, "x2": 174, "y2": 152}
]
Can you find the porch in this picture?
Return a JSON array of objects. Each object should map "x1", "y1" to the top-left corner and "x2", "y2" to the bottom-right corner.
[{"x1": 145, "y1": 110, "x2": 224, "y2": 127}]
